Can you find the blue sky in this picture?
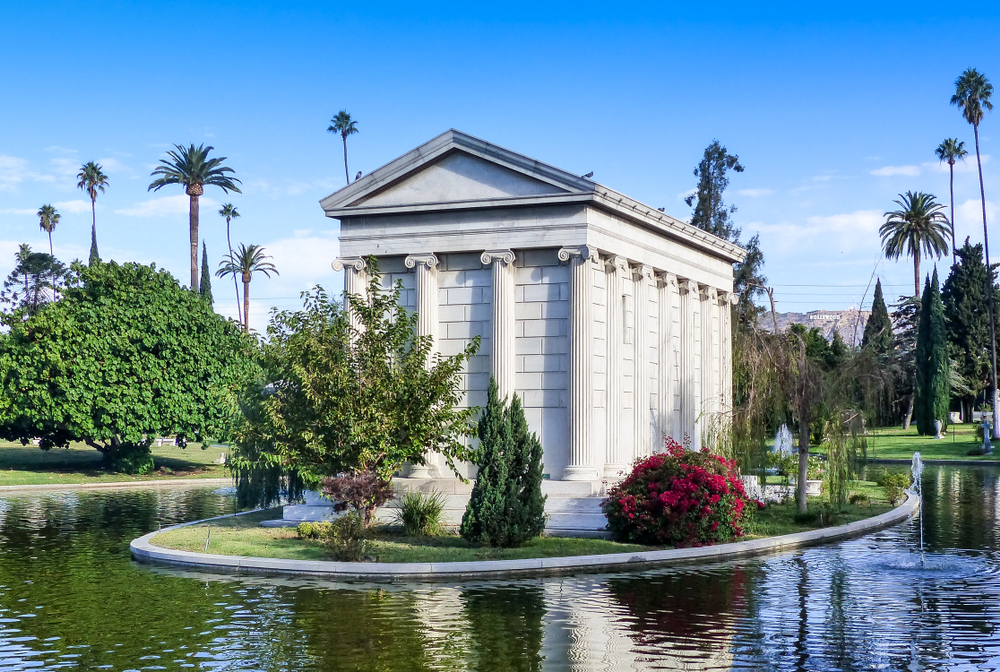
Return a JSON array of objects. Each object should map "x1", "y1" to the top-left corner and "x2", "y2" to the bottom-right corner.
[{"x1": 3, "y1": 2, "x2": 1000, "y2": 331}]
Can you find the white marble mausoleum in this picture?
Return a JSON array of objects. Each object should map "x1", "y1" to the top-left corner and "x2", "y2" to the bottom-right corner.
[{"x1": 322, "y1": 130, "x2": 745, "y2": 489}]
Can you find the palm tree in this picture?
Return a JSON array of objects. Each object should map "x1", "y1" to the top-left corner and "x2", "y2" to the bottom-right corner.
[
  {"x1": 148, "y1": 144, "x2": 242, "y2": 290},
  {"x1": 37, "y1": 204, "x2": 59, "y2": 255},
  {"x1": 880, "y1": 191, "x2": 950, "y2": 298},
  {"x1": 953, "y1": 68, "x2": 998, "y2": 437},
  {"x1": 76, "y1": 161, "x2": 109, "y2": 264},
  {"x1": 327, "y1": 110, "x2": 358, "y2": 185},
  {"x1": 218, "y1": 203, "x2": 242, "y2": 324},
  {"x1": 216, "y1": 243, "x2": 278, "y2": 333},
  {"x1": 934, "y1": 138, "x2": 968, "y2": 263}
]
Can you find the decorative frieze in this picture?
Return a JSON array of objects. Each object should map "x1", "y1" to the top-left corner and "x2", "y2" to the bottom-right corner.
[
  {"x1": 559, "y1": 245, "x2": 599, "y2": 482},
  {"x1": 481, "y1": 249, "x2": 516, "y2": 399}
]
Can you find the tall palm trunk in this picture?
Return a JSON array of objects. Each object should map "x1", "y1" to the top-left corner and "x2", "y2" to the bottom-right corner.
[
  {"x1": 913, "y1": 254, "x2": 921, "y2": 299},
  {"x1": 225, "y1": 217, "x2": 242, "y2": 325},
  {"x1": 949, "y1": 161, "x2": 957, "y2": 264},
  {"x1": 975, "y1": 124, "x2": 1000, "y2": 439},
  {"x1": 47, "y1": 231, "x2": 53, "y2": 257},
  {"x1": 90, "y1": 198, "x2": 98, "y2": 261},
  {"x1": 342, "y1": 135, "x2": 350, "y2": 184},
  {"x1": 242, "y1": 275, "x2": 251, "y2": 333},
  {"x1": 187, "y1": 185, "x2": 203, "y2": 290}
]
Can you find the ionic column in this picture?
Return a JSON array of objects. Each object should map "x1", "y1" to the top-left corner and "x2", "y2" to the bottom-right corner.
[
  {"x1": 604, "y1": 256, "x2": 628, "y2": 477},
  {"x1": 331, "y1": 256, "x2": 368, "y2": 331},
  {"x1": 481, "y1": 250, "x2": 516, "y2": 400},
  {"x1": 700, "y1": 286, "x2": 718, "y2": 445},
  {"x1": 720, "y1": 292, "x2": 737, "y2": 416},
  {"x1": 559, "y1": 245, "x2": 598, "y2": 482},
  {"x1": 678, "y1": 278, "x2": 699, "y2": 450},
  {"x1": 405, "y1": 253, "x2": 440, "y2": 479},
  {"x1": 657, "y1": 273, "x2": 677, "y2": 448},
  {"x1": 633, "y1": 264, "x2": 654, "y2": 459}
]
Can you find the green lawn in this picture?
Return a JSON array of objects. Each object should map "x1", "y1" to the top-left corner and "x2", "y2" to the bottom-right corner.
[
  {"x1": 0, "y1": 441, "x2": 229, "y2": 486},
  {"x1": 832, "y1": 423, "x2": 999, "y2": 462},
  {"x1": 152, "y1": 480, "x2": 897, "y2": 563}
]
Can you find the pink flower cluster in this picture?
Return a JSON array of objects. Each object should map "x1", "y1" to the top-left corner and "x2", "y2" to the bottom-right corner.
[{"x1": 602, "y1": 437, "x2": 761, "y2": 547}]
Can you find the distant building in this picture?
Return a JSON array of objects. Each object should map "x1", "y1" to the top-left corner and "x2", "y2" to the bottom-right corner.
[{"x1": 321, "y1": 130, "x2": 745, "y2": 490}]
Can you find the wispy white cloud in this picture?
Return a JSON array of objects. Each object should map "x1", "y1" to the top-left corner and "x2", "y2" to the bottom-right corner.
[
  {"x1": 925, "y1": 154, "x2": 989, "y2": 174},
  {"x1": 96, "y1": 157, "x2": 130, "y2": 173},
  {"x1": 0, "y1": 207, "x2": 36, "y2": 215},
  {"x1": 751, "y1": 209, "x2": 883, "y2": 255},
  {"x1": 737, "y1": 188, "x2": 773, "y2": 197},
  {"x1": 52, "y1": 200, "x2": 93, "y2": 214},
  {"x1": 115, "y1": 194, "x2": 219, "y2": 217},
  {"x1": 871, "y1": 164, "x2": 921, "y2": 177}
]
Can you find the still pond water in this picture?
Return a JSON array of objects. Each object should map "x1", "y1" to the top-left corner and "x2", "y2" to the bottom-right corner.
[{"x1": 0, "y1": 465, "x2": 998, "y2": 671}]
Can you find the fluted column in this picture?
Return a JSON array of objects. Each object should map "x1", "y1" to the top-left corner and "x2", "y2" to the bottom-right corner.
[
  {"x1": 405, "y1": 253, "x2": 440, "y2": 479},
  {"x1": 332, "y1": 256, "x2": 368, "y2": 332},
  {"x1": 678, "y1": 278, "x2": 699, "y2": 450},
  {"x1": 633, "y1": 264, "x2": 654, "y2": 459},
  {"x1": 700, "y1": 286, "x2": 718, "y2": 445},
  {"x1": 559, "y1": 245, "x2": 598, "y2": 482},
  {"x1": 604, "y1": 256, "x2": 628, "y2": 477},
  {"x1": 481, "y1": 250, "x2": 516, "y2": 400},
  {"x1": 657, "y1": 273, "x2": 677, "y2": 448},
  {"x1": 720, "y1": 292, "x2": 737, "y2": 416}
]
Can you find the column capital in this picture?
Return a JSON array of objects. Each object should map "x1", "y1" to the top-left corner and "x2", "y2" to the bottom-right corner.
[
  {"x1": 719, "y1": 290, "x2": 738, "y2": 306},
  {"x1": 605, "y1": 255, "x2": 630, "y2": 274},
  {"x1": 659, "y1": 272, "x2": 678, "y2": 288},
  {"x1": 332, "y1": 256, "x2": 367, "y2": 272},
  {"x1": 481, "y1": 249, "x2": 516, "y2": 265},
  {"x1": 635, "y1": 264, "x2": 655, "y2": 282},
  {"x1": 404, "y1": 253, "x2": 439, "y2": 269},
  {"x1": 678, "y1": 277, "x2": 697, "y2": 293},
  {"x1": 557, "y1": 245, "x2": 596, "y2": 262},
  {"x1": 702, "y1": 286, "x2": 718, "y2": 301}
]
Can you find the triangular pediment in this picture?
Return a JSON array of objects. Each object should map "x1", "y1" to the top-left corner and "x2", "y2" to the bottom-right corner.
[{"x1": 354, "y1": 151, "x2": 569, "y2": 207}]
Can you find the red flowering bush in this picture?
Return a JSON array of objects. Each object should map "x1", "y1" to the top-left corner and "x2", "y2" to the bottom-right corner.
[{"x1": 602, "y1": 437, "x2": 760, "y2": 546}]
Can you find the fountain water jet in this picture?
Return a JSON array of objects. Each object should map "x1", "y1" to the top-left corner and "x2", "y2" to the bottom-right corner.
[{"x1": 912, "y1": 452, "x2": 924, "y2": 564}]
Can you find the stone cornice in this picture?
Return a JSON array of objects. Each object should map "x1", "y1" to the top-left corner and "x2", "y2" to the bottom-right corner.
[
  {"x1": 480, "y1": 249, "x2": 516, "y2": 265},
  {"x1": 331, "y1": 256, "x2": 367, "y2": 272},
  {"x1": 404, "y1": 253, "x2": 439, "y2": 269}
]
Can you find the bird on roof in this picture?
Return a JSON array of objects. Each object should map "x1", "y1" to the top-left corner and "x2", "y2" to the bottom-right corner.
[
  {"x1": 582, "y1": 171, "x2": 594, "y2": 178},
  {"x1": 355, "y1": 171, "x2": 362, "y2": 181},
  {"x1": 657, "y1": 207, "x2": 665, "y2": 212}
]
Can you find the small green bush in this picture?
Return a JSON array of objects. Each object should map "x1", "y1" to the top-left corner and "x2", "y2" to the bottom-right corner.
[
  {"x1": 394, "y1": 490, "x2": 447, "y2": 536},
  {"x1": 325, "y1": 511, "x2": 367, "y2": 561},
  {"x1": 295, "y1": 521, "x2": 332, "y2": 540},
  {"x1": 848, "y1": 492, "x2": 870, "y2": 507},
  {"x1": 880, "y1": 473, "x2": 909, "y2": 506}
]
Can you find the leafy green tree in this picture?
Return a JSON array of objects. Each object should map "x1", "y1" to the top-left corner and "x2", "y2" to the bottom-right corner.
[
  {"x1": 148, "y1": 144, "x2": 242, "y2": 291},
  {"x1": 200, "y1": 241, "x2": 213, "y2": 304},
  {"x1": 37, "y1": 204, "x2": 59, "y2": 256},
  {"x1": 862, "y1": 279, "x2": 893, "y2": 356},
  {"x1": 0, "y1": 261, "x2": 255, "y2": 473},
  {"x1": 935, "y1": 138, "x2": 967, "y2": 262},
  {"x1": 880, "y1": 191, "x2": 951, "y2": 298},
  {"x1": 0, "y1": 245, "x2": 68, "y2": 320},
  {"x1": 216, "y1": 243, "x2": 278, "y2": 333},
  {"x1": 218, "y1": 203, "x2": 242, "y2": 324},
  {"x1": 953, "y1": 67, "x2": 998, "y2": 437},
  {"x1": 77, "y1": 161, "x2": 108, "y2": 265},
  {"x1": 327, "y1": 110, "x2": 358, "y2": 185},
  {"x1": 230, "y1": 262, "x2": 479, "y2": 514},
  {"x1": 943, "y1": 239, "x2": 993, "y2": 419},
  {"x1": 914, "y1": 270, "x2": 950, "y2": 435},
  {"x1": 733, "y1": 233, "x2": 767, "y2": 330},
  {"x1": 460, "y1": 377, "x2": 546, "y2": 547},
  {"x1": 892, "y1": 295, "x2": 921, "y2": 429}
]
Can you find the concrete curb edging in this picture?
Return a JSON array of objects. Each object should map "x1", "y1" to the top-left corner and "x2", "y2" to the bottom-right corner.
[
  {"x1": 868, "y1": 458, "x2": 999, "y2": 466},
  {"x1": 0, "y1": 477, "x2": 232, "y2": 494},
  {"x1": 130, "y1": 492, "x2": 920, "y2": 583}
]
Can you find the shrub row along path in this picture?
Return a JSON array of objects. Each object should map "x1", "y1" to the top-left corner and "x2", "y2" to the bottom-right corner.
[{"x1": 132, "y1": 490, "x2": 918, "y2": 582}]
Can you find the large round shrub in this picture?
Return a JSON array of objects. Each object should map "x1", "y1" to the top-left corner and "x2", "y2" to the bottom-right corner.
[{"x1": 603, "y1": 438, "x2": 759, "y2": 546}]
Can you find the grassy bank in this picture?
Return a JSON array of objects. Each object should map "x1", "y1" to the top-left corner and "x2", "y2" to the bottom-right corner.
[
  {"x1": 152, "y1": 479, "x2": 898, "y2": 563},
  {"x1": 837, "y1": 423, "x2": 999, "y2": 462},
  {"x1": 0, "y1": 441, "x2": 229, "y2": 486}
]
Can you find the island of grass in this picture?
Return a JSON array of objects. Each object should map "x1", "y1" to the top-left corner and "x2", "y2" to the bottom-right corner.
[
  {"x1": 151, "y1": 480, "x2": 895, "y2": 564},
  {"x1": 814, "y1": 423, "x2": 1000, "y2": 462},
  {"x1": 0, "y1": 441, "x2": 228, "y2": 487}
]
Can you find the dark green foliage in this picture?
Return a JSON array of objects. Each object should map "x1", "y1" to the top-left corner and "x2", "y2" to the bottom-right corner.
[
  {"x1": 943, "y1": 240, "x2": 993, "y2": 416},
  {"x1": 200, "y1": 241, "x2": 213, "y2": 303},
  {"x1": 460, "y1": 378, "x2": 547, "y2": 547},
  {"x1": 732, "y1": 233, "x2": 767, "y2": 330},
  {"x1": 89, "y1": 226, "x2": 100, "y2": 266},
  {"x1": 230, "y1": 260, "x2": 478, "y2": 510},
  {"x1": 394, "y1": 490, "x2": 447, "y2": 536},
  {"x1": 685, "y1": 140, "x2": 745, "y2": 241},
  {"x1": 0, "y1": 261, "x2": 256, "y2": 473},
  {"x1": 915, "y1": 270, "x2": 950, "y2": 435},
  {"x1": 862, "y1": 279, "x2": 893, "y2": 355},
  {"x1": 0, "y1": 245, "x2": 68, "y2": 322}
]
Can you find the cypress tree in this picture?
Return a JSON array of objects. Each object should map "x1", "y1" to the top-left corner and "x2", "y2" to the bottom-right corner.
[
  {"x1": 460, "y1": 377, "x2": 547, "y2": 547},
  {"x1": 200, "y1": 241, "x2": 213, "y2": 304},
  {"x1": 88, "y1": 226, "x2": 100, "y2": 266},
  {"x1": 862, "y1": 279, "x2": 893, "y2": 355},
  {"x1": 915, "y1": 270, "x2": 950, "y2": 435},
  {"x1": 943, "y1": 240, "x2": 992, "y2": 418}
]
